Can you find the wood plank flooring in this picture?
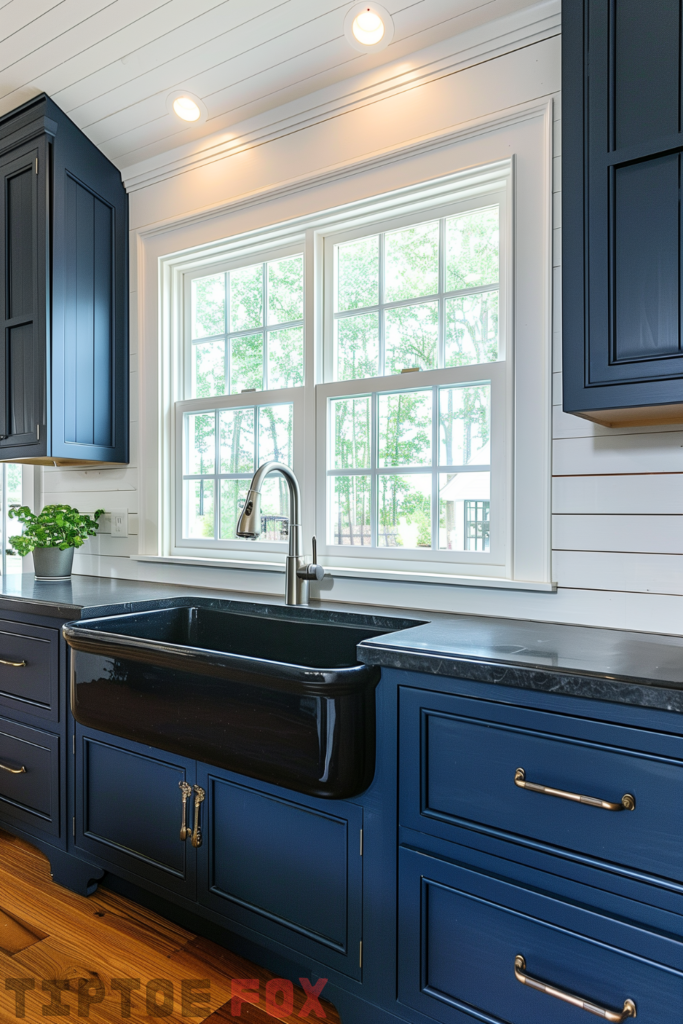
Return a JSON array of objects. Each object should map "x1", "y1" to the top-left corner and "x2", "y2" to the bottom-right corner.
[{"x1": 0, "y1": 830, "x2": 340, "y2": 1023}]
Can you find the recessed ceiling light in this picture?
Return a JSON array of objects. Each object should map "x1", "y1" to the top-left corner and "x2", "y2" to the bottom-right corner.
[
  {"x1": 344, "y1": 3, "x2": 394, "y2": 52},
  {"x1": 166, "y1": 90, "x2": 207, "y2": 124},
  {"x1": 173, "y1": 96, "x2": 200, "y2": 122},
  {"x1": 353, "y1": 8, "x2": 384, "y2": 45}
]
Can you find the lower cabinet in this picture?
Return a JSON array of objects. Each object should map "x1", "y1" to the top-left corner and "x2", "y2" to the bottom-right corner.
[
  {"x1": 398, "y1": 844, "x2": 683, "y2": 1024},
  {"x1": 74, "y1": 726, "x2": 197, "y2": 897},
  {"x1": 74, "y1": 727, "x2": 363, "y2": 979},
  {"x1": 197, "y1": 765, "x2": 363, "y2": 980},
  {"x1": 0, "y1": 714, "x2": 60, "y2": 838}
]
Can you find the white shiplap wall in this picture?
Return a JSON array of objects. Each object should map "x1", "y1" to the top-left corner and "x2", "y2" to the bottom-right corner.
[{"x1": 39, "y1": 27, "x2": 683, "y2": 637}]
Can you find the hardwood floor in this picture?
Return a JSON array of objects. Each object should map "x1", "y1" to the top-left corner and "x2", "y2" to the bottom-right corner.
[{"x1": 0, "y1": 830, "x2": 340, "y2": 1023}]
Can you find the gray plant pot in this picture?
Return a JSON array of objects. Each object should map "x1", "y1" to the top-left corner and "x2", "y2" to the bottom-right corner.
[{"x1": 32, "y1": 546, "x2": 75, "y2": 581}]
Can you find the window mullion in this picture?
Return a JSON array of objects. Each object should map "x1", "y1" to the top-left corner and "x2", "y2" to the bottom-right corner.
[
  {"x1": 225, "y1": 271, "x2": 230, "y2": 396},
  {"x1": 371, "y1": 391, "x2": 378, "y2": 548},
  {"x1": 263, "y1": 261, "x2": 268, "y2": 390},
  {"x1": 214, "y1": 409, "x2": 220, "y2": 540},
  {"x1": 431, "y1": 384, "x2": 439, "y2": 549},
  {"x1": 438, "y1": 218, "x2": 445, "y2": 369},
  {"x1": 378, "y1": 233, "x2": 385, "y2": 376}
]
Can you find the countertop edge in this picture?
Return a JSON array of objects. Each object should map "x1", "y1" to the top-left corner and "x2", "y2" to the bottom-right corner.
[{"x1": 358, "y1": 644, "x2": 683, "y2": 714}]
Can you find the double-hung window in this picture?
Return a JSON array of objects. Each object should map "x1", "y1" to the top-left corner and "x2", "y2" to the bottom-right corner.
[{"x1": 173, "y1": 171, "x2": 513, "y2": 582}]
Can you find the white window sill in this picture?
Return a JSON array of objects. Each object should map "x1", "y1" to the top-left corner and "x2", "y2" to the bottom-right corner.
[{"x1": 131, "y1": 555, "x2": 557, "y2": 593}]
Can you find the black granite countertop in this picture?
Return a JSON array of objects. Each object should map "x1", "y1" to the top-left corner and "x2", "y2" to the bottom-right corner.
[
  {"x1": 2, "y1": 574, "x2": 683, "y2": 713},
  {"x1": 358, "y1": 615, "x2": 683, "y2": 713}
]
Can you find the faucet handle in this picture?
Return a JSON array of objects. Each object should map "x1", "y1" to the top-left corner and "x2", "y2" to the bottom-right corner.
[{"x1": 297, "y1": 535, "x2": 325, "y2": 582}]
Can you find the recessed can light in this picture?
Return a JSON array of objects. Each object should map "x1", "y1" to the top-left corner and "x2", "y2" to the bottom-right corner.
[
  {"x1": 344, "y1": 3, "x2": 394, "y2": 52},
  {"x1": 173, "y1": 96, "x2": 201, "y2": 122},
  {"x1": 166, "y1": 90, "x2": 207, "y2": 124},
  {"x1": 353, "y1": 8, "x2": 385, "y2": 45}
]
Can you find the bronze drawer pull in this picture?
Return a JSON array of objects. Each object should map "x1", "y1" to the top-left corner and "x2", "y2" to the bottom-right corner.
[
  {"x1": 191, "y1": 785, "x2": 205, "y2": 848},
  {"x1": 0, "y1": 759, "x2": 26, "y2": 774},
  {"x1": 0, "y1": 658, "x2": 26, "y2": 667},
  {"x1": 514, "y1": 768, "x2": 635, "y2": 811},
  {"x1": 179, "y1": 781, "x2": 192, "y2": 841},
  {"x1": 514, "y1": 955, "x2": 636, "y2": 1021}
]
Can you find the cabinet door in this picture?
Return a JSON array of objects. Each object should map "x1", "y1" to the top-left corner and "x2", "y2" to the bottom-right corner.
[
  {"x1": 197, "y1": 765, "x2": 363, "y2": 979},
  {"x1": 398, "y1": 845, "x2": 683, "y2": 1024},
  {"x1": 0, "y1": 138, "x2": 48, "y2": 455},
  {"x1": 563, "y1": 0, "x2": 683, "y2": 424},
  {"x1": 75, "y1": 726, "x2": 197, "y2": 898}
]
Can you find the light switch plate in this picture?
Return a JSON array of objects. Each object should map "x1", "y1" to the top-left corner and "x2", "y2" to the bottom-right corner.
[{"x1": 110, "y1": 509, "x2": 128, "y2": 538}]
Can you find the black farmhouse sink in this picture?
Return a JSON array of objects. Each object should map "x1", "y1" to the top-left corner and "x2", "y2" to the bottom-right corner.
[{"x1": 63, "y1": 599, "x2": 422, "y2": 799}]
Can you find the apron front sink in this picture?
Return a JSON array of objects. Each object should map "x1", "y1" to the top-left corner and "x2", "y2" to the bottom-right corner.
[{"x1": 63, "y1": 599, "x2": 423, "y2": 798}]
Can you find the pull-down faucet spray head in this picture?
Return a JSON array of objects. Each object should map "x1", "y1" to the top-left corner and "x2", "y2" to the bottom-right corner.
[{"x1": 235, "y1": 488, "x2": 262, "y2": 539}]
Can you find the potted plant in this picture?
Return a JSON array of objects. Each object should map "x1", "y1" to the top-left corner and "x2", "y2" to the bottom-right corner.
[{"x1": 9, "y1": 504, "x2": 105, "y2": 581}]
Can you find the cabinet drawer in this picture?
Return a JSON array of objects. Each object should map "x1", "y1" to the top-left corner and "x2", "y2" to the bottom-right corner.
[
  {"x1": 0, "y1": 715, "x2": 59, "y2": 836},
  {"x1": 399, "y1": 846, "x2": 683, "y2": 1024},
  {"x1": 400, "y1": 686, "x2": 683, "y2": 887},
  {"x1": 0, "y1": 619, "x2": 59, "y2": 720}
]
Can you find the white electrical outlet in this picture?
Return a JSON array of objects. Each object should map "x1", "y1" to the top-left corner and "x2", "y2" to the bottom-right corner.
[{"x1": 110, "y1": 509, "x2": 128, "y2": 538}]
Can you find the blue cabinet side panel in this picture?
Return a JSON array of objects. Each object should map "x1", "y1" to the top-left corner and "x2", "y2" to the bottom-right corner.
[{"x1": 64, "y1": 175, "x2": 113, "y2": 448}]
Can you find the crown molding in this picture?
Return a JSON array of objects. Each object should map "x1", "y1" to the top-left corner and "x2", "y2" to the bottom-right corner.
[{"x1": 122, "y1": 0, "x2": 560, "y2": 193}]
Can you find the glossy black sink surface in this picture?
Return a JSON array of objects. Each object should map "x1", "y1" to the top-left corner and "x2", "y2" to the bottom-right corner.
[{"x1": 63, "y1": 599, "x2": 423, "y2": 798}]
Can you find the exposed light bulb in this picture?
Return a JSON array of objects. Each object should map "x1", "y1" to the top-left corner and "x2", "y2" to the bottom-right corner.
[
  {"x1": 173, "y1": 96, "x2": 201, "y2": 122},
  {"x1": 352, "y1": 8, "x2": 385, "y2": 45}
]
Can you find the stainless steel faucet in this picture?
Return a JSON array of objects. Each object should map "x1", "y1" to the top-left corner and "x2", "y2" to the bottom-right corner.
[{"x1": 236, "y1": 461, "x2": 324, "y2": 605}]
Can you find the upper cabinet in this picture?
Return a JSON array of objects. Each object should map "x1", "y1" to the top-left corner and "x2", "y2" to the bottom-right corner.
[
  {"x1": 0, "y1": 95, "x2": 128, "y2": 465},
  {"x1": 563, "y1": 0, "x2": 683, "y2": 427}
]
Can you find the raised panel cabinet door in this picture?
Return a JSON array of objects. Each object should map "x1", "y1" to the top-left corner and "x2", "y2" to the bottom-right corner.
[
  {"x1": 74, "y1": 726, "x2": 197, "y2": 898},
  {"x1": 398, "y1": 846, "x2": 683, "y2": 1024},
  {"x1": 0, "y1": 138, "x2": 48, "y2": 453},
  {"x1": 197, "y1": 766, "x2": 363, "y2": 980},
  {"x1": 563, "y1": 0, "x2": 683, "y2": 423}
]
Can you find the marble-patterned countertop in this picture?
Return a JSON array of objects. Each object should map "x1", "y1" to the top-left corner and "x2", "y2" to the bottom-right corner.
[{"x1": 1, "y1": 574, "x2": 682, "y2": 713}]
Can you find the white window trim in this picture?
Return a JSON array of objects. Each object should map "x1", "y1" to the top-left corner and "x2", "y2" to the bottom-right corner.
[{"x1": 136, "y1": 102, "x2": 554, "y2": 597}]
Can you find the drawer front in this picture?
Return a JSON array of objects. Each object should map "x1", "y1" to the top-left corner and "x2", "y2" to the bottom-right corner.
[
  {"x1": 400, "y1": 686, "x2": 683, "y2": 886},
  {"x1": 0, "y1": 715, "x2": 59, "y2": 836},
  {"x1": 398, "y1": 846, "x2": 683, "y2": 1024},
  {"x1": 0, "y1": 619, "x2": 59, "y2": 720}
]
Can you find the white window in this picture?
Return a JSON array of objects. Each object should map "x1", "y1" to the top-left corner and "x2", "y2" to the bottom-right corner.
[
  {"x1": 316, "y1": 195, "x2": 509, "y2": 577},
  {"x1": 156, "y1": 153, "x2": 549, "y2": 591}
]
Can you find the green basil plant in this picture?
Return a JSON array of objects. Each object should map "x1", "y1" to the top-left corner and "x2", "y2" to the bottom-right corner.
[{"x1": 8, "y1": 504, "x2": 105, "y2": 556}]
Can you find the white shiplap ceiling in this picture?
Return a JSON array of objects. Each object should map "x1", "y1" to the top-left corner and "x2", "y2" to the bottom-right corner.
[{"x1": 0, "y1": 0, "x2": 542, "y2": 174}]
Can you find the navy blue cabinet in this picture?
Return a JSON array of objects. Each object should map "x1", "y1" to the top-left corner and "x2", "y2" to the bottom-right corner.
[
  {"x1": 563, "y1": 0, "x2": 683, "y2": 426},
  {"x1": 399, "y1": 685, "x2": 683, "y2": 888},
  {"x1": 73, "y1": 726, "x2": 364, "y2": 980},
  {"x1": 0, "y1": 95, "x2": 128, "y2": 465},
  {"x1": 197, "y1": 766, "x2": 363, "y2": 980},
  {"x1": 74, "y1": 727, "x2": 197, "y2": 898},
  {"x1": 0, "y1": 714, "x2": 60, "y2": 838},
  {"x1": 398, "y1": 845, "x2": 683, "y2": 1024}
]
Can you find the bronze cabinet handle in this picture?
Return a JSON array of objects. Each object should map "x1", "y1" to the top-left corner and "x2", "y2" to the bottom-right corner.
[
  {"x1": 0, "y1": 658, "x2": 26, "y2": 667},
  {"x1": 179, "y1": 781, "x2": 192, "y2": 841},
  {"x1": 191, "y1": 785, "x2": 205, "y2": 848},
  {"x1": 514, "y1": 769, "x2": 635, "y2": 811},
  {"x1": 514, "y1": 955, "x2": 636, "y2": 1021},
  {"x1": 0, "y1": 760, "x2": 26, "y2": 774}
]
